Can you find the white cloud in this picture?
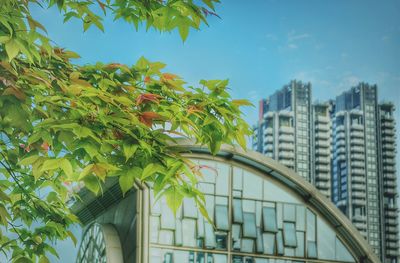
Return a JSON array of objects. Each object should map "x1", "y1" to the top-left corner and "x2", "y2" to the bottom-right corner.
[
  {"x1": 288, "y1": 32, "x2": 311, "y2": 42},
  {"x1": 287, "y1": 43, "x2": 298, "y2": 49}
]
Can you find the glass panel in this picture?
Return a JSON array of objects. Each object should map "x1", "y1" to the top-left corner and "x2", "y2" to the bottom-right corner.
[
  {"x1": 204, "y1": 222, "x2": 216, "y2": 249},
  {"x1": 262, "y1": 233, "x2": 275, "y2": 255},
  {"x1": 233, "y1": 199, "x2": 244, "y2": 223},
  {"x1": 243, "y1": 171, "x2": 263, "y2": 199},
  {"x1": 276, "y1": 230, "x2": 284, "y2": 255},
  {"x1": 307, "y1": 241, "x2": 317, "y2": 258},
  {"x1": 198, "y1": 183, "x2": 215, "y2": 195},
  {"x1": 182, "y1": 219, "x2": 197, "y2": 247},
  {"x1": 317, "y1": 217, "x2": 335, "y2": 260},
  {"x1": 256, "y1": 201, "x2": 262, "y2": 227},
  {"x1": 256, "y1": 227, "x2": 264, "y2": 253},
  {"x1": 233, "y1": 190, "x2": 242, "y2": 197},
  {"x1": 175, "y1": 219, "x2": 182, "y2": 246},
  {"x1": 335, "y1": 237, "x2": 355, "y2": 262},
  {"x1": 183, "y1": 198, "x2": 198, "y2": 218},
  {"x1": 243, "y1": 200, "x2": 256, "y2": 213},
  {"x1": 284, "y1": 247, "x2": 295, "y2": 256},
  {"x1": 306, "y1": 209, "x2": 316, "y2": 241},
  {"x1": 233, "y1": 167, "x2": 243, "y2": 190},
  {"x1": 163, "y1": 252, "x2": 173, "y2": 263},
  {"x1": 158, "y1": 230, "x2": 174, "y2": 245},
  {"x1": 215, "y1": 164, "x2": 229, "y2": 196},
  {"x1": 215, "y1": 205, "x2": 229, "y2": 231},
  {"x1": 199, "y1": 160, "x2": 217, "y2": 183},
  {"x1": 276, "y1": 203, "x2": 283, "y2": 229},
  {"x1": 241, "y1": 238, "x2": 255, "y2": 253},
  {"x1": 174, "y1": 250, "x2": 190, "y2": 262},
  {"x1": 216, "y1": 232, "x2": 228, "y2": 250},
  {"x1": 243, "y1": 213, "x2": 257, "y2": 238},
  {"x1": 210, "y1": 254, "x2": 227, "y2": 263},
  {"x1": 161, "y1": 198, "x2": 176, "y2": 230},
  {"x1": 196, "y1": 252, "x2": 205, "y2": 263},
  {"x1": 262, "y1": 207, "x2": 278, "y2": 232},
  {"x1": 205, "y1": 195, "x2": 215, "y2": 219},
  {"x1": 296, "y1": 206, "x2": 305, "y2": 231},
  {"x1": 295, "y1": 232, "x2": 305, "y2": 257},
  {"x1": 232, "y1": 224, "x2": 241, "y2": 250},
  {"x1": 283, "y1": 204, "x2": 296, "y2": 222},
  {"x1": 263, "y1": 179, "x2": 302, "y2": 204},
  {"x1": 197, "y1": 214, "x2": 205, "y2": 238},
  {"x1": 283, "y1": 222, "x2": 297, "y2": 247},
  {"x1": 150, "y1": 216, "x2": 160, "y2": 243}
]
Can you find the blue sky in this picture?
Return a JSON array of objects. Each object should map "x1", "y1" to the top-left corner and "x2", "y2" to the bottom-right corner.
[{"x1": 28, "y1": 0, "x2": 400, "y2": 261}]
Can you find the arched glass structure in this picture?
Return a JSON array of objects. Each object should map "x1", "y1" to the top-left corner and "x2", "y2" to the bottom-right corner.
[
  {"x1": 148, "y1": 158, "x2": 356, "y2": 263},
  {"x1": 73, "y1": 141, "x2": 381, "y2": 263}
]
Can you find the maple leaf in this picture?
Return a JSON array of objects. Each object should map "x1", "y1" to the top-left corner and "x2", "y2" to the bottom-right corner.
[
  {"x1": 41, "y1": 142, "x2": 50, "y2": 152},
  {"x1": 139, "y1": 111, "x2": 161, "y2": 127},
  {"x1": 136, "y1": 93, "x2": 162, "y2": 105},
  {"x1": 144, "y1": 76, "x2": 151, "y2": 84},
  {"x1": 162, "y1": 73, "x2": 178, "y2": 81}
]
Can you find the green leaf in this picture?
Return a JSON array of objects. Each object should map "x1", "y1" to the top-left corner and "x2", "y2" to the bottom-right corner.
[
  {"x1": 123, "y1": 143, "x2": 138, "y2": 162},
  {"x1": 39, "y1": 255, "x2": 50, "y2": 263},
  {"x1": 83, "y1": 175, "x2": 100, "y2": 195},
  {"x1": 0, "y1": 204, "x2": 10, "y2": 225},
  {"x1": 141, "y1": 163, "x2": 158, "y2": 180},
  {"x1": 78, "y1": 164, "x2": 94, "y2": 180},
  {"x1": 60, "y1": 159, "x2": 73, "y2": 178},
  {"x1": 178, "y1": 25, "x2": 189, "y2": 41},
  {"x1": 165, "y1": 186, "x2": 183, "y2": 215},
  {"x1": 5, "y1": 39, "x2": 20, "y2": 61},
  {"x1": 19, "y1": 155, "x2": 40, "y2": 166},
  {"x1": 41, "y1": 159, "x2": 62, "y2": 172},
  {"x1": 119, "y1": 167, "x2": 141, "y2": 195},
  {"x1": 232, "y1": 99, "x2": 253, "y2": 107},
  {"x1": 66, "y1": 230, "x2": 77, "y2": 246}
]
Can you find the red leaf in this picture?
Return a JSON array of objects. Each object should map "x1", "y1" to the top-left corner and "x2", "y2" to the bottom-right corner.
[
  {"x1": 144, "y1": 76, "x2": 151, "y2": 84},
  {"x1": 162, "y1": 73, "x2": 177, "y2": 81},
  {"x1": 136, "y1": 93, "x2": 162, "y2": 105},
  {"x1": 41, "y1": 142, "x2": 50, "y2": 152},
  {"x1": 139, "y1": 111, "x2": 161, "y2": 127}
]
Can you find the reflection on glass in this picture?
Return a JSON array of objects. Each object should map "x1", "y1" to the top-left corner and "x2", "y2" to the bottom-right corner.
[
  {"x1": 276, "y1": 203, "x2": 283, "y2": 229},
  {"x1": 215, "y1": 164, "x2": 229, "y2": 196},
  {"x1": 276, "y1": 230, "x2": 284, "y2": 255},
  {"x1": 232, "y1": 224, "x2": 241, "y2": 250},
  {"x1": 175, "y1": 219, "x2": 182, "y2": 246},
  {"x1": 243, "y1": 171, "x2": 263, "y2": 199},
  {"x1": 262, "y1": 207, "x2": 278, "y2": 232},
  {"x1": 243, "y1": 213, "x2": 257, "y2": 238},
  {"x1": 163, "y1": 252, "x2": 173, "y2": 263},
  {"x1": 262, "y1": 233, "x2": 275, "y2": 255},
  {"x1": 296, "y1": 206, "x2": 305, "y2": 231},
  {"x1": 197, "y1": 214, "x2": 205, "y2": 238},
  {"x1": 196, "y1": 252, "x2": 205, "y2": 263},
  {"x1": 198, "y1": 183, "x2": 215, "y2": 195},
  {"x1": 215, "y1": 205, "x2": 229, "y2": 231},
  {"x1": 307, "y1": 241, "x2": 317, "y2": 258},
  {"x1": 205, "y1": 222, "x2": 216, "y2": 248},
  {"x1": 241, "y1": 238, "x2": 255, "y2": 253},
  {"x1": 216, "y1": 232, "x2": 228, "y2": 250},
  {"x1": 317, "y1": 217, "x2": 335, "y2": 260},
  {"x1": 335, "y1": 238, "x2": 355, "y2": 262},
  {"x1": 161, "y1": 198, "x2": 176, "y2": 230},
  {"x1": 233, "y1": 199, "x2": 244, "y2": 223},
  {"x1": 150, "y1": 216, "x2": 160, "y2": 243},
  {"x1": 158, "y1": 230, "x2": 174, "y2": 245},
  {"x1": 256, "y1": 227, "x2": 264, "y2": 253},
  {"x1": 183, "y1": 198, "x2": 198, "y2": 218},
  {"x1": 306, "y1": 209, "x2": 316, "y2": 241},
  {"x1": 283, "y1": 222, "x2": 297, "y2": 247},
  {"x1": 233, "y1": 167, "x2": 243, "y2": 190},
  {"x1": 284, "y1": 247, "x2": 295, "y2": 257},
  {"x1": 182, "y1": 219, "x2": 197, "y2": 247},
  {"x1": 283, "y1": 204, "x2": 296, "y2": 222},
  {"x1": 295, "y1": 231, "x2": 305, "y2": 257}
]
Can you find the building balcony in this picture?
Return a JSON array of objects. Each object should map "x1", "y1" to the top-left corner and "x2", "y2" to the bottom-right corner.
[
  {"x1": 315, "y1": 174, "x2": 330, "y2": 182},
  {"x1": 279, "y1": 126, "x2": 294, "y2": 134},
  {"x1": 386, "y1": 234, "x2": 398, "y2": 241},
  {"x1": 278, "y1": 151, "x2": 295, "y2": 159},
  {"x1": 352, "y1": 168, "x2": 365, "y2": 175},
  {"x1": 383, "y1": 158, "x2": 395, "y2": 165},
  {"x1": 385, "y1": 226, "x2": 399, "y2": 233},
  {"x1": 315, "y1": 165, "x2": 330, "y2": 172},
  {"x1": 352, "y1": 215, "x2": 366, "y2": 222},
  {"x1": 351, "y1": 161, "x2": 365, "y2": 168},
  {"x1": 335, "y1": 155, "x2": 346, "y2": 162},
  {"x1": 385, "y1": 218, "x2": 398, "y2": 226},
  {"x1": 384, "y1": 188, "x2": 397, "y2": 196},
  {"x1": 382, "y1": 136, "x2": 395, "y2": 143},
  {"x1": 353, "y1": 222, "x2": 367, "y2": 230},
  {"x1": 316, "y1": 133, "x2": 330, "y2": 140},
  {"x1": 315, "y1": 156, "x2": 330, "y2": 164},
  {"x1": 384, "y1": 181, "x2": 397, "y2": 189},
  {"x1": 350, "y1": 130, "x2": 364, "y2": 138},
  {"x1": 350, "y1": 146, "x2": 365, "y2": 153},
  {"x1": 350, "y1": 139, "x2": 364, "y2": 146},
  {"x1": 316, "y1": 149, "x2": 330, "y2": 156},
  {"x1": 278, "y1": 134, "x2": 294, "y2": 142},
  {"x1": 385, "y1": 210, "x2": 398, "y2": 218},
  {"x1": 316, "y1": 115, "x2": 330, "y2": 124},
  {"x1": 264, "y1": 137, "x2": 274, "y2": 143},
  {"x1": 352, "y1": 199, "x2": 367, "y2": 206},
  {"x1": 315, "y1": 124, "x2": 330, "y2": 132},
  {"x1": 382, "y1": 151, "x2": 396, "y2": 158},
  {"x1": 279, "y1": 159, "x2": 294, "y2": 167},
  {"x1": 382, "y1": 129, "x2": 395, "y2": 136},
  {"x1": 352, "y1": 192, "x2": 366, "y2": 199},
  {"x1": 278, "y1": 143, "x2": 294, "y2": 151},
  {"x1": 351, "y1": 176, "x2": 366, "y2": 184},
  {"x1": 315, "y1": 140, "x2": 330, "y2": 148},
  {"x1": 351, "y1": 123, "x2": 364, "y2": 130},
  {"x1": 335, "y1": 132, "x2": 346, "y2": 141},
  {"x1": 351, "y1": 184, "x2": 365, "y2": 191},
  {"x1": 350, "y1": 154, "x2": 365, "y2": 160},
  {"x1": 386, "y1": 247, "x2": 400, "y2": 257}
]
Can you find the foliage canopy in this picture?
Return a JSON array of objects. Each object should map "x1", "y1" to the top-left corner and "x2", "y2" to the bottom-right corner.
[{"x1": 0, "y1": 0, "x2": 251, "y2": 261}]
